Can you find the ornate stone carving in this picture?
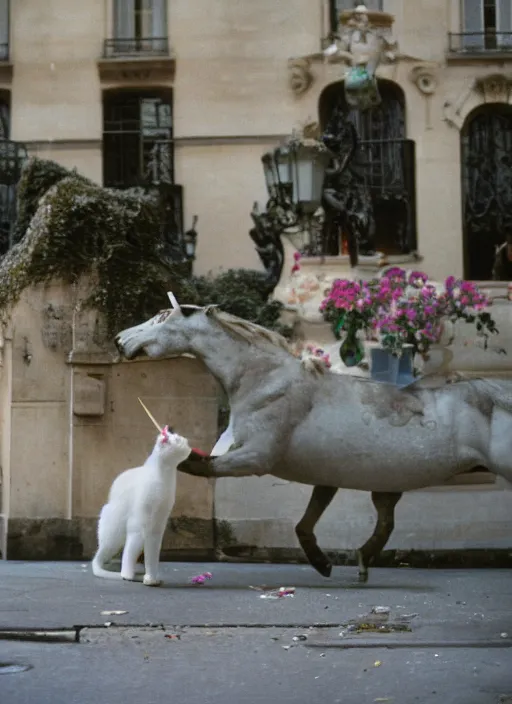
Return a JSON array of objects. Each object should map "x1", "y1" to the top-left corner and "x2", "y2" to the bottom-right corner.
[
  {"x1": 97, "y1": 56, "x2": 176, "y2": 84},
  {"x1": 287, "y1": 4, "x2": 398, "y2": 100},
  {"x1": 325, "y1": 5, "x2": 398, "y2": 70},
  {"x1": 444, "y1": 73, "x2": 512, "y2": 130},
  {"x1": 287, "y1": 58, "x2": 314, "y2": 96},
  {"x1": 475, "y1": 73, "x2": 512, "y2": 104},
  {"x1": 409, "y1": 62, "x2": 439, "y2": 96}
]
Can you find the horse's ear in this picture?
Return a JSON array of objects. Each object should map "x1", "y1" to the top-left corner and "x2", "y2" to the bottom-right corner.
[{"x1": 203, "y1": 305, "x2": 219, "y2": 317}]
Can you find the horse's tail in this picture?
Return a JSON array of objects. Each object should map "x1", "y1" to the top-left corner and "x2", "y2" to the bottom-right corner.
[{"x1": 471, "y1": 378, "x2": 512, "y2": 414}]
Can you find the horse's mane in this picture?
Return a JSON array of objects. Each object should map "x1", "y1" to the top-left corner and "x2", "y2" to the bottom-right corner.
[{"x1": 207, "y1": 307, "x2": 294, "y2": 356}]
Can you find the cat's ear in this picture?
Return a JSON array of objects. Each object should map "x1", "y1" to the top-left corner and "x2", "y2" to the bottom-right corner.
[{"x1": 161, "y1": 425, "x2": 170, "y2": 443}]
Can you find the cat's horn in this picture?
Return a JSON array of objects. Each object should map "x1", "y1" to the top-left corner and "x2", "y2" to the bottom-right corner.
[{"x1": 138, "y1": 397, "x2": 163, "y2": 433}]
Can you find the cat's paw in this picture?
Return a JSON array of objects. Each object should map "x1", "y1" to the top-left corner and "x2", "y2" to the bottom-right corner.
[
  {"x1": 121, "y1": 572, "x2": 137, "y2": 582},
  {"x1": 143, "y1": 575, "x2": 162, "y2": 587}
]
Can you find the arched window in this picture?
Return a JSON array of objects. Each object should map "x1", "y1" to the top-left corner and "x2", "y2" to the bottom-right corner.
[
  {"x1": 103, "y1": 88, "x2": 173, "y2": 188},
  {"x1": 319, "y1": 80, "x2": 417, "y2": 256},
  {"x1": 461, "y1": 104, "x2": 512, "y2": 280}
]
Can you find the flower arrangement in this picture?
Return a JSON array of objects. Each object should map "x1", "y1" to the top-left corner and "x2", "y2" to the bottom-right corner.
[{"x1": 320, "y1": 267, "x2": 498, "y2": 360}]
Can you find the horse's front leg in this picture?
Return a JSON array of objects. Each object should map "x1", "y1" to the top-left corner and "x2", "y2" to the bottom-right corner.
[
  {"x1": 295, "y1": 486, "x2": 338, "y2": 578},
  {"x1": 178, "y1": 443, "x2": 270, "y2": 479},
  {"x1": 357, "y1": 491, "x2": 402, "y2": 583}
]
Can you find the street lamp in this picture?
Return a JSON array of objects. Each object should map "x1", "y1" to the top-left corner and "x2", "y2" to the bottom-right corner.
[{"x1": 260, "y1": 136, "x2": 331, "y2": 232}]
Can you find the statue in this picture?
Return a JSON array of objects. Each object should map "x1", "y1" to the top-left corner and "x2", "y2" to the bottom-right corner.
[
  {"x1": 248, "y1": 202, "x2": 285, "y2": 296},
  {"x1": 324, "y1": 4, "x2": 398, "y2": 110},
  {"x1": 321, "y1": 102, "x2": 376, "y2": 262}
]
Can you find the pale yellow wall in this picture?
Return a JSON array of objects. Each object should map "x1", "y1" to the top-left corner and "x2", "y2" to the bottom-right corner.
[
  {"x1": 9, "y1": 0, "x2": 104, "y2": 142},
  {"x1": 3, "y1": 0, "x2": 512, "y2": 278},
  {"x1": 170, "y1": 0, "x2": 321, "y2": 137},
  {"x1": 175, "y1": 143, "x2": 271, "y2": 273},
  {"x1": 1, "y1": 281, "x2": 219, "y2": 525}
]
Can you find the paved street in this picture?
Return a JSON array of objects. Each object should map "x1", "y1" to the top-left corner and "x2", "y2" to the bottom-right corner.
[{"x1": 0, "y1": 562, "x2": 511, "y2": 704}]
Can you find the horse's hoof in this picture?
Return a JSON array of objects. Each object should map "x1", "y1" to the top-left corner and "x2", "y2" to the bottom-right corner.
[
  {"x1": 313, "y1": 561, "x2": 332, "y2": 578},
  {"x1": 143, "y1": 575, "x2": 162, "y2": 587},
  {"x1": 358, "y1": 570, "x2": 369, "y2": 584}
]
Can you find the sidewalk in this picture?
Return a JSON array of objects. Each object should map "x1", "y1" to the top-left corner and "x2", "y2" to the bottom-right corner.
[{"x1": 0, "y1": 562, "x2": 511, "y2": 704}]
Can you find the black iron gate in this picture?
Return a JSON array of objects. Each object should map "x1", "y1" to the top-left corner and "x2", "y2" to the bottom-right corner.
[
  {"x1": 356, "y1": 137, "x2": 417, "y2": 255},
  {"x1": 0, "y1": 139, "x2": 28, "y2": 255},
  {"x1": 461, "y1": 105, "x2": 512, "y2": 280},
  {"x1": 319, "y1": 80, "x2": 417, "y2": 257}
]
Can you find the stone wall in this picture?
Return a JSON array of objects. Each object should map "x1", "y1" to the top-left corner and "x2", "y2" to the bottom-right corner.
[{"x1": 0, "y1": 280, "x2": 219, "y2": 560}]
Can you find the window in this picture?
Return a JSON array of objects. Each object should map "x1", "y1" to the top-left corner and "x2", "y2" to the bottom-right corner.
[
  {"x1": 0, "y1": 93, "x2": 8, "y2": 138},
  {"x1": 461, "y1": 0, "x2": 512, "y2": 50},
  {"x1": 111, "y1": 0, "x2": 168, "y2": 55},
  {"x1": 0, "y1": 92, "x2": 25, "y2": 255},
  {"x1": 461, "y1": 105, "x2": 512, "y2": 280},
  {"x1": 103, "y1": 89, "x2": 185, "y2": 260},
  {"x1": 319, "y1": 80, "x2": 417, "y2": 257},
  {"x1": 0, "y1": 0, "x2": 9, "y2": 61},
  {"x1": 103, "y1": 90, "x2": 173, "y2": 189},
  {"x1": 329, "y1": 0, "x2": 383, "y2": 34}
]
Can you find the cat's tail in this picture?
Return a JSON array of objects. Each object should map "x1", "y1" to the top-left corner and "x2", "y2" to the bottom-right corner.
[{"x1": 91, "y1": 553, "x2": 124, "y2": 580}]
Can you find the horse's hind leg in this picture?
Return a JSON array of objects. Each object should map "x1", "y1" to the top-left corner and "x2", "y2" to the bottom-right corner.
[
  {"x1": 357, "y1": 491, "x2": 402, "y2": 584},
  {"x1": 295, "y1": 486, "x2": 338, "y2": 578}
]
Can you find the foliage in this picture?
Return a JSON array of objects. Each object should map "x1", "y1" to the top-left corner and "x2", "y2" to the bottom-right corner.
[
  {"x1": 321, "y1": 267, "x2": 498, "y2": 357},
  {"x1": 183, "y1": 268, "x2": 289, "y2": 336},
  {"x1": 12, "y1": 157, "x2": 91, "y2": 246},
  {"x1": 0, "y1": 158, "x2": 287, "y2": 338}
]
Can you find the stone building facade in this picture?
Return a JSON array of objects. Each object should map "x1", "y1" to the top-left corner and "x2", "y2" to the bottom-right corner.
[
  {"x1": 1, "y1": 1, "x2": 512, "y2": 561},
  {"x1": 1, "y1": 0, "x2": 512, "y2": 281}
]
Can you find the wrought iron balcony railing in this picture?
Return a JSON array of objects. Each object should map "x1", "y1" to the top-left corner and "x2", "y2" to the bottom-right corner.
[
  {"x1": 448, "y1": 31, "x2": 512, "y2": 53},
  {"x1": 103, "y1": 37, "x2": 170, "y2": 58},
  {"x1": 0, "y1": 43, "x2": 9, "y2": 61}
]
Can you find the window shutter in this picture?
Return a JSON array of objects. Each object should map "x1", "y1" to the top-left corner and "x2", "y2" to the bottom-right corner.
[
  {"x1": 0, "y1": 0, "x2": 8, "y2": 51},
  {"x1": 462, "y1": 0, "x2": 484, "y2": 48},
  {"x1": 114, "y1": 0, "x2": 135, "y2": 40},
  {"x1": 497, "y1": 0, "x2": 512, "y2": 47},
  {"x1": 151, "y1": 0, "x2": 167, "y2": 52}
]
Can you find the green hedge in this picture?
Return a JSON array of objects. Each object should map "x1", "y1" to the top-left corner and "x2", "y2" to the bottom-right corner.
[
  {"x1": 1, "y1": 158, "x2": 287, "y2": 337},
  {"x1": 12, "y1": 158, "x2": 92, "y2": 246}
]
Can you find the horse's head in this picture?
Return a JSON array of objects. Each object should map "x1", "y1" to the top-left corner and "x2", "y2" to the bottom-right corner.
[{"x1": 115, "y1": 293, "x2": 214, "y2": 360}]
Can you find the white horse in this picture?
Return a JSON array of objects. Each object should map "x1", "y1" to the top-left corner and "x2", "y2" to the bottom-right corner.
[{"x1": 115, "y1": 297, "x2": 512, "y2": 580}]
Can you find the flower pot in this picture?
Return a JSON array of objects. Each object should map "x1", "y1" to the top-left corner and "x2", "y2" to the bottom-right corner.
[{"x1": 370, "y1": 345, "x2": 415, "y2": 387}]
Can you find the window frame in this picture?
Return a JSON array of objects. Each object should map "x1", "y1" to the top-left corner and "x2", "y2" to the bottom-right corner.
[{"x1": 102, "y1": 88, "x2": 174, "y2": 190}]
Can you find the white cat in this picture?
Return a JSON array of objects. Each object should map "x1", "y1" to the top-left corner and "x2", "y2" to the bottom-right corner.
[{"x1": 92, "y1": 426, "x2": 191, "y2": 586}]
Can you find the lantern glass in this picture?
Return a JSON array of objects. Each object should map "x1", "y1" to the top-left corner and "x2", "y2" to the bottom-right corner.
[
  {"x1": 274, "y1": 146, "x2": 292, "y2": 187},
  {"x1": 184, "y1": 232, "x2": 197, "y2": 258},
  {"x1": 291, "y1": 145, "x2": 330, "y2": 214}
]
